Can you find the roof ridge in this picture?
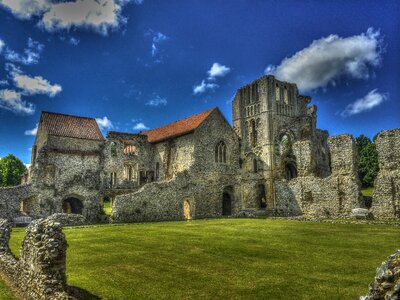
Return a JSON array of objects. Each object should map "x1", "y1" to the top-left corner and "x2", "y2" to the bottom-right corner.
[
  {"x1": 143, "y1": 107, "x2": 217, "y2": 133},
  {"x1": 41, "y1": 111, "x2": 97, "y2": 121}
]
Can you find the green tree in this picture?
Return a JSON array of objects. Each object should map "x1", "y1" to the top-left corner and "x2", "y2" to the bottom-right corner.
[
  {"x1": 357, "y1": 142, "x2": 379, "y2": 187},
  {"x1": 0, "y1": 154, "x2": 27, "y2": 187},
  {"x1": 355, "y1": 134, "x2": 372, "y2": 154}
]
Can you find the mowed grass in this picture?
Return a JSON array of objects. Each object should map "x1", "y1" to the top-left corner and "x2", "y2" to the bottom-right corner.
[
  {"x1": 5, "y1": 219, "x2": 400, "y2": 300},
  {"x1": 0, "y1": 277, "x2": 16, "y2": 300},
  {"x1": 361, "y1": 187, "x2": 375, "y2": 197}
]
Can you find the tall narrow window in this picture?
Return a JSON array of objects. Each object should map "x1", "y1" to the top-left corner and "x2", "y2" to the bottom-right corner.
[
  {"x1": 215, "y1": 141, "x2": 227, "y2": 163},
  {"x1": 155, "y1": 162, "x2": 160, "y2": 181},
  {"x1": 110, "y1": 142, "x2": 117, "y2": 157},
  {"x1": 253, "y1": 158, "x2": 258, "y2": 173},
  {"x1": 110, "y1": 172, "x2": 117, "y2": 187},
  {"x1": 251, "y1": 119, "x2": 257, "y2": 147}
]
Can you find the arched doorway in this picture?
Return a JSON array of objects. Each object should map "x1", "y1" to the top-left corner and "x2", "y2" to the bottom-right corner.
[
  {"x1": 183, "y1": 200, "x2": 192, "y2": 220},
  {"x1": 256, "y1": 184, "x2": 267, "y2": 209},
  {"x1": 285, "y1": 163, "x2": 297, "y2": 180},
  {"x1": 222, "y1": 193, "x2": 232, "y2": 216},
  {"x1": 62, "y1": 197, "x2": 83, "y2": 214}
]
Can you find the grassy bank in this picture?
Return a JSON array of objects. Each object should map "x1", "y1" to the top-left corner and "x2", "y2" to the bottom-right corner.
[{"x1": 4, "y1": 219, "x2": 399, "y2": 299}]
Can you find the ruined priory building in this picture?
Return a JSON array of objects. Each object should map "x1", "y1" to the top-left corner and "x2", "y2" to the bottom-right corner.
[{"x1": 0, "y1": 75, "x2": 399, "y2": 223}]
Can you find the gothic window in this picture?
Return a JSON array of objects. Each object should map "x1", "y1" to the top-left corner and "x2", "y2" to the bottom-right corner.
[
  {"x1": 123, "y1": 144, "x2": 136, "y2": 154},
  {"x1": 253, "y1": 158, "x2": 258, "y2": 173},
  {"x1": 110, "y1": 142, "x2": 117, "y2": 157},
  {"x1": 124, "y1": 165, "x2": 135, "y2": 181},
  {"x1": 284, "y1": 87, "x2": 289, "y2": 104},
  {"x1": 275, "y1": 84, "x2": 280, "y2": 101},
  {"x1": 215, "y1": 141, "x2": 227, "y2": 163}
]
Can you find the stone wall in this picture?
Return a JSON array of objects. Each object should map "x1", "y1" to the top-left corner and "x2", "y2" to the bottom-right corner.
[
  {"x1": 275, "y1": 134, "x2": 362, "y2": 217},
  {"x1": 0, "y1": 184, "x2": 33, "y2": 220},
  {"x1": 361, "y1": 249, "x2": 400, "y2": 300},
  {"x1": 0, "y1": 218, "x2": 72, "y2": 300},
  {"x1": 371, "y1": 129, "x2": 400, "y2": 219}
]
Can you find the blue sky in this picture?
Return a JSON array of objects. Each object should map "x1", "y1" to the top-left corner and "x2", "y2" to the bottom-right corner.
[{"x1": 0, "y1": 0, "x2": 399, "y2": 164}]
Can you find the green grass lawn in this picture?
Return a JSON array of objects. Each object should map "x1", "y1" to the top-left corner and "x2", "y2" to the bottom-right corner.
[
  {"x1": 103, "y1": 200, "x2": 112, "y2": 216},
  {"x1": 0, "y1": 277, "x2": 16, "y2": 300},
  {"x1": 361, "y1": 187, "x2": 374, "y2": 197},
  {"x1": 4, "y1": 219, "x2": 400, "y2": 300}
]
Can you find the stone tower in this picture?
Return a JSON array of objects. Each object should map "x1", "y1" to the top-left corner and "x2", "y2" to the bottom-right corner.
[{"x1": 232, "y1": 75, "x2": 328, "y2": 212}]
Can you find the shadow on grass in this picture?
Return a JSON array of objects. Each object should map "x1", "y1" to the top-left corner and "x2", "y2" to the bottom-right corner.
[{"x1": 68, "y1": 285, "x2": 101, "y2": 300}]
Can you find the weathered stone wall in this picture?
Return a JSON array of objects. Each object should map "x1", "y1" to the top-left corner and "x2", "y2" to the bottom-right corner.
[
  {"x1": 29, "y1": 135, "x2": 104, "y2": 222},
  {"x1": 0, "y1": 184, "x2": 33, "y2": 220},
  {"x1": 372, "y1": 128, "x2": 400, "y2": 219},
  {"x1": 361, "y1": 249, "x2": 400, "y2": 300},
  {"x1": 275, "y1": 134, "x2": 362, "y2": 218},
  {"x1": 112, "y1": 110, "x2": 241, "y2": 223},
  {"x1": 0, "y1": 218, "x2": 71, "y2": 300}
]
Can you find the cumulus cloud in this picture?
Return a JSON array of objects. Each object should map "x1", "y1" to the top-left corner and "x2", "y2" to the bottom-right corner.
[
  {"x1": 24, "y1": 123, "x2": 38, "y2": 136},
  {"x1": 4, "y1": 37, "x2": 44, "y2": 65},
  {"x1": 12, "y1": 71, "x2": 62, "y2": 97},
  {"x1": 96, "y1": 116, "x2": 114, "y2": 130},
  {"x1": 207, "y1": 62, "x2": 230, "y2": 79},
  {"x1": 265, "y1": 28, "x2": 383, "y2": 92},
  {"x1": 341, "y1": 89, "x2": 388, "y2": 117},
  {"x1": 0, "y1": 89, "x2": 35, "y2": 115},
  {"x1": 146, "y1": 94, "x2": 167, "y2": 107},
  {"x1": 193, "y1": 80, "x2": 218, "y2": 95},
  {"x1": 0, "y1": 0, "x2": 142, "y2": 35},
  {"x1": 132, "y1": 122, "x2": 149, "y2": 131}
]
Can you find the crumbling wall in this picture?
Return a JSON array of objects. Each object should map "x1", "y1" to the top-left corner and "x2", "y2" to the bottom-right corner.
[
  {"x1": 0, "y1": 184, "x2": 33, "y2": 220},
  {"x1": 361, "y1": 249, "x2": 400, "y2": 300},
  {"x1": 372, "y1": 128, "x2": 400, "y2": 219},
  {"x1": 0, "y1": 218, "x2": 72, "y2": 300},
  {"x1": 275, "y1": 134, "x2": 362, "y2": 217}
]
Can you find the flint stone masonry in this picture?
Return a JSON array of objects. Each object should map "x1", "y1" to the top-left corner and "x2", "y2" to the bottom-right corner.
[
  {"x1": 372, "y1": 129, "x2": 400, "y2": 219},
  {"x1": 46, "y1": 213, "x2": 87, "y2": 227},
  {"x1": 2, "y1": 75, "x2": 399, "y2": 223},
  {"x1": 0, "y1": 217, "x2": 72, "y2": 300},
  {"x1": 362, "y1": 249, "x2": 400, "y2": 300}
]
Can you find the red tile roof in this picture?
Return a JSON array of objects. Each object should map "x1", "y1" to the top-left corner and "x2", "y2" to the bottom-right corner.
[
  {"x1": 143, "y1": 108, "x2": 217, "y2": 143},
  {"x1": 40, "y1": 112, "x2": 104, "y2": 141}
]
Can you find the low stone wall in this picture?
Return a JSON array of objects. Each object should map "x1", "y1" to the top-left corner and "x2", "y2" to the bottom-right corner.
[
  {"x1": 0, "y1": 184, "x2": 32, "y2": 220},
  {"x1": 0, "y1": 217, "x2": 72, "y2": 300},
  {"x1": 361, "y1": 249, "x2": 400, "y2": 300},
  {"x1": 372, "y1": 128, "x2": 400, "y2": 219}
]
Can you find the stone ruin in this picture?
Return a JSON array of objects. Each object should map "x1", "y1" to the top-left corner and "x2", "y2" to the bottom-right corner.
[
  {"x1": 0, "y1": 75, "x2": 398, "y2": 223},
  {"x1": 0, "y1": 217, "x2": 71, "y2": 300},
  {"x1": 361, "y1": 249, "x2": 400, "y2": 300}
]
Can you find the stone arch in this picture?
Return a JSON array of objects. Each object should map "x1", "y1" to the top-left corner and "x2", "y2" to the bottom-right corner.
[
  {"x1": 62, "y1": 195, "x2": 84, "y2": 214},
  {"x1": 285, "y1": 162, "x2": 298, "y2": 180},
  {"x1": 222, "y1": 186, "x2": 234, "y2": 216},
  {"x1": 183, "y1": 199, "x2": 192, "y2": 220}
]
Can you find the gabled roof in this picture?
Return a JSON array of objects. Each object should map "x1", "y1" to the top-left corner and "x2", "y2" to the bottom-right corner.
[
  {"x1": 143, "y1": 108, "x2": 217, "y2": 143},
  {"x1": 40, "y1": 111, "x2": 104, "y2": 141}
]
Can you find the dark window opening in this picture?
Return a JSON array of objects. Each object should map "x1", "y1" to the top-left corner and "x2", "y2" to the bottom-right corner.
[
  {"x1": 285, "y1": 163, "x2": 297, "y2": 180},
  {"x1": 62, "y1": 197, "x2": 83, "y2": 214},
  {"x1": 222, "y1": 192, "x2": 232, "y2": 216}
]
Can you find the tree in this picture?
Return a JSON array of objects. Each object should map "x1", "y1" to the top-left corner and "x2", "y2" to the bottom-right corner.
[
  {"x1": 355, "y1": 134, "x2": 372, "y2": 154},
  {"x1": 358, "y1": 144, "x2": 379, "y2": 187},
  {"x1": 0, "y1": 154, "x2": 27, "y2": 187}
]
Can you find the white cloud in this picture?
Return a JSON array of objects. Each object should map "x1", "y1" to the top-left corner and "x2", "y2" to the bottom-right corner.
[
  {"x1": 265, "y1": 28, "x2": 383, "y2": 92},
  {"x1": 193, "y1": 80, "x2": 218, "y2": 95},
  {"x1": 12, "y1": 72, "x2": 62, "y2": 97},
  {"x1": 0, "y1": 38, "x2": 4, "y2": 53},
  {"x1": 0, "y1": 0, "x2": 141, "y2": 35},
  {"x1": 4, "y1": 37, "x2": 44, "y2": 65},
  {"x1": 0, "y1": 89, "x2": 35, "y2": 115},
  {"x1": 145, "y1": 29, "x2": 169, "y2": 62},
  {"x1": 96, "y1": 116, "x2": 114, "y2": 130},
  {"x1": 0, "y1": 80, "x2": 7, "y2": 86},
  {"x1": 69, "y1": 37, "x2": 80, "y2": 46},
  {"x1": 207, "y1": 62, "x2": 230, "y2": 79},
  {"x1": 146, "y1": 95, "x2": 167, "y2": 107},
  {"x1": 133, "y1": 122, "x2": 149, "y2": 131},
  {"x1": 341, "y1": 89, "x2": 388, "y2": 117},
  {"x1": 41, "y1": 0, "x2": 129, "y2": 35},
  {"x1": 0, "y1": 0, "x2": 50, "y2": 19},
  {"x1": 24, "y1": 123, "x2": 38, "y2": 136}
]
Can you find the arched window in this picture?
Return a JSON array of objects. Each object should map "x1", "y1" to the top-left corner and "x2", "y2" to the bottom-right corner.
[
  {"x1": 110, "y1": 142, "x2": 117, "y2": 157},
  {"x1": 253, "y1": 158, "x2": 258, "y2": 173},
  {"x1": 215, "y1": 141, "x2": 227, "y2": 163},
  {"x1": 123, "y1": 144, "x2": 136, "y2": 154}
]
